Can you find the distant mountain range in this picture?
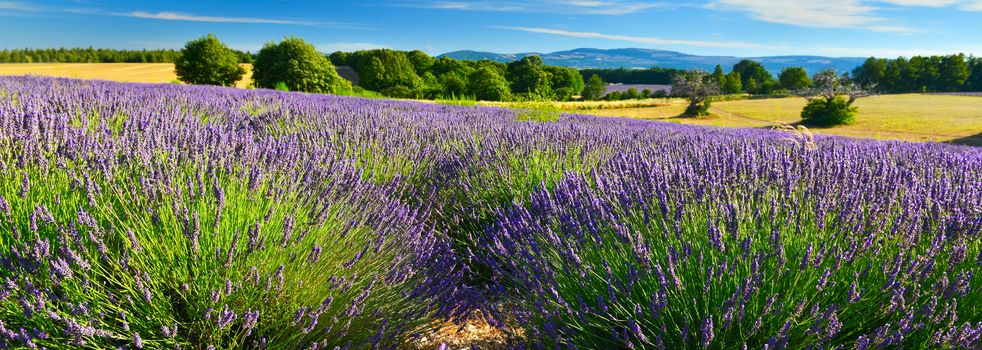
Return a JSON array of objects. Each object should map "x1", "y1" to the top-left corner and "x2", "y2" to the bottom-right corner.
[{"x1": 440, "y1": 48, "x2": 868, "y2": 74}]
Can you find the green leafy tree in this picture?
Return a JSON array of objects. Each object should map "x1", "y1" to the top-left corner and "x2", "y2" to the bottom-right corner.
[
  {"x1": 851, "y1": 57, "x2": 886, "y2": 87},
  {"x1": 406, "y1": 50, "x2": 435, "y2": 75},
  {"x1": 582, "y1": 74, "x2": 607, "y2": 100},
  {"x1": 467, "y1": 66, "x2": 511, "y2": 101},
  {"x1": 722, "y1": 71, "x2": 742, "y2": 94},
  {"x1": 797, "y1": 69, "x2": 871, "y2": 126},
  {"x1": 252, "y1": 37, "x2": 351, "y2": 93},
  {"x1": 545, "y1": 66, "x2": 585, "y2": 101},
  {"x1": 968, "y1": 58, "x2": 982, "y2": 91},
  {"x1": 671, "y1": 70, "x2": 720, "y2": 117},
  {"x1": 938, "y1": 54, "x2": 970, "y2": 91},
  {"x1": 174, "y1": 34, "x2": 245, "y2": 86},
  {"x1": 506, "y1": 56, "x2": 553, "y2": 99},
  {"x1": 732, "y1": 59, "x2": 774, "y2": 94},
  {"x1": 711, "y1": 65, "x2": 726, "y2": 85},
  {"x1": 779, "y1": 67, "x2": 812, "y2": 91}
]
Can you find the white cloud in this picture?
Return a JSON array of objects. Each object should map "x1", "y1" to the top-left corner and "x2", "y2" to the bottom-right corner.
[
  {"x1": 960, "y1": 1, "x2": 982, "y2": 10},
  {"x1": 707, "y1": 0, "x2": 927, "y2": 32},
  {"x1": 318, "y1": 42, "x2": 388, "y2": 52},
  {"x1": 878, "y1": 0, "x2": 959, "y2": 6},
  {"x1": 124, "y1": 11, "x2": 317, "y2": 25},
  {"x1": 496, "y1": 26, "x2": 791, "y2": 50},
  {"x1": 406, "y1": 0, "x2": 668, "y2": 15},
  {"x1": 0, "y1": 1, "x2": 36, "y2": 11},
  {"x1": 707, "y1": 0, "x2": 881, "y2": 28}
]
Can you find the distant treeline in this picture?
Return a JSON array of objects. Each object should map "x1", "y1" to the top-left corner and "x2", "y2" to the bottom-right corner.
[
  {"x1": 579, "y1": 67, "x2": 687, "y2": 84},
  {"x1": 0, "y1": 48, "x2": 253, "y2": 64},
  {"x1": 329, "y1": 49, "x2": 583, "y2": 101},
  {"x1": 852, "y1": 54, "x2": 982, "y2": 93}
]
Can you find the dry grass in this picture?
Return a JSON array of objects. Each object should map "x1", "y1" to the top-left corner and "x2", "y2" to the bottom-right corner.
[
  {"x1": 0, "y1": 63, "x2": 253, "y2": 88},
  {"x1": 480, "y1": 98, "x2": 682, "y2": 110},
  {"x1": 575, "y1": 94, "x2": 982, "y2": 145}
]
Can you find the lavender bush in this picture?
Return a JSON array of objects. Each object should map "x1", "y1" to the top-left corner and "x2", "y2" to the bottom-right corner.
[
  {"x1": 0, "y1": 76, "x2": 979, "y2": 349},
  {"x1": 478, "y1": 130, "x2": 982, "y2": 348}
]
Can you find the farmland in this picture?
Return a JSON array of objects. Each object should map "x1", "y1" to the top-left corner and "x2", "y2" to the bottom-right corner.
[
  {"x1": 2, "y1": 63, "x2": 981, "y2": 145},
  {"x1": 0, "y1": 63, "x2": 253, "y2": 88},
  {"x1": 0, "y1": 76, "x2": 980, "y2": 349},
  {"x1": 562, "y1": 94, "x2": 982, "y2": 146}
]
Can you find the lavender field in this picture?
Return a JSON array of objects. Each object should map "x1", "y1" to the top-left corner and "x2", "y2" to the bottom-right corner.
[{"x1": 0, "y1": 76, "x2": 980, "y2": 349}]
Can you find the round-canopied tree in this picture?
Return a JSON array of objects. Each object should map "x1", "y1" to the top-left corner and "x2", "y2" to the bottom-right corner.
[
  {"x1": 252, "y1": 37, "x2": 351, "y2": 93},
  {"x1": 175, "y1": 34, "x2": 245, "y2": 86},
  {"x1": 467, "y1": 66, "x2": 511, "y2": 101},
  {"x1": 672, "y1": 70, "x2": 720, "y2": 117},
  {"x1": 779, "y1": 67, "x2": 812, "y2": 91},
  {"x1": 581, "y1": 74, "x2": 606, "y2": 101},
  {"x1": 797, "y1": 68, "x2": 873, "y2": 126}
]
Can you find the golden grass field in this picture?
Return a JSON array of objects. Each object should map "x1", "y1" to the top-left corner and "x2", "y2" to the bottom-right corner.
[
  {"x1": 566, "y1": 95, "x2": 982, "y2": 146},
  {"x1": 0, "y1": 63, "x2": 253, "y2": 88},
  {"x1": 1, "y1": 63, "x2": 979, "y2": 145}
]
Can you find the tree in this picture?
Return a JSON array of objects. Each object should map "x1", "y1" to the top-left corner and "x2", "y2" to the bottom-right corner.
[
  {"x1": 506, "y1": 56, "x2": 553, "y2": 99},
  {"x1": 174, "y1": 34, "x2": 245, "y2": 86},
  {"x1": 722, "y1": 71, "x2": 742, "y2": 94},
  {"x1": 711, "y1": 65, "x2": 726, "y2": 85},
  {"x1": 582, "y1": 74, "x2": 606, "y2": 100},
  {"x1": 968, "y1": 57, "x2": 982, "y2": 91},
  {"x1": 467, "y1": 67, "x2": 511, "y2": 101},
  {"x1": 797, "y1": 69, "x2": 872, "y2": 126},
  {"x1": 852, "y1": 57, "x2": 886, "y2": 87},
  {"x1": 253, "y1": 37, "x2": 351, "y2": 93},
  {"x1": 938, "y1": 54, "x2": 970, "y2": 91},
  {"x1": 545, "y1": 66, "x2": 585, "y2": 101},
  {"x1": 671, "y1": 70, "x2": 720, "y2": 117},
  {"x1": 732, "y1": 59, "x2": 774, "y2": 94},
  {"x1": 779, "y1": 67, "x2": 812, "y2": 91}
]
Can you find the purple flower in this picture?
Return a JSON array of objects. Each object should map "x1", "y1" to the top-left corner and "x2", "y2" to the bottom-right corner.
[{"x1": 701, "y1": 317, "x2": 714, "y2": 348}]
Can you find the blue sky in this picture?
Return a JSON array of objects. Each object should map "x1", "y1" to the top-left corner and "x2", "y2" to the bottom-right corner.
[{"x1": 1, "y1": 0, "x2": 981, "y2": 57}]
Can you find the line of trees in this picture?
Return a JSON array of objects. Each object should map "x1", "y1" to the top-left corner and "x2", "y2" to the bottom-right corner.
[
  {"x1": 852, "y1": 54, "x2": 982, "y2": 93},
  {"x1": 578, "y1": 67, "x2": 687, "y2": 84},
  {"x1": 330, "y1": 50, "x2": 584, "y2": 101},
  {"x1": 0, "y1": 47, "x2": 253, "y2": 64}
]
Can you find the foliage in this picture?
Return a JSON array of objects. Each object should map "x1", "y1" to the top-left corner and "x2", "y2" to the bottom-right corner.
[
  {"x1": 722, "y1": 71, "x2": 743, "y2": 94},
  {"x1": 252, "y1": 37, "x2": 351, "y2": 94},
  {"x1": 672, "y1": 70, "x2": 720, "y2": 116},
  {"x1": 174, "y1": 34, "x2": 245, "y2": 87},
  {"x1": 778, "y1": 67, "x2": 811, "y2": 91},
  {"x1": 733, "y1": 59, "x2": 776, "y2": 94},
  {"x1": 796, "y1": 69, "x2": 871, "y2": 126},
  {"x1": 800, "y1": 96, "x2": 858, "y2": 126},
  {"x1": 545, "y1": 66, "x2": 585, "y2": 101},
  {"x1": 578, "y1": 67, "x2": 686, "y2": 84},
  {"x1": 506, "y1": 56, "x2": 554, "y2": 99},
  {"x1": 467, "y1": 66, "x2": 511, "y2": 101},
  {"x1": 4, "y1": 75, "x2": 981, "y2": 350},
  {"x1": 852, "y1": 53, "x2": 980, "y2": 93},
  {"x1": 582, "y1": 74, "x2": 607, "y2": 101}
]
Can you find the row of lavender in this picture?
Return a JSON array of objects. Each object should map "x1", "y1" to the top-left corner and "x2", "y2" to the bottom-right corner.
[{"x1": 0, "y1": 76, "x2": 980, "y2": 349}]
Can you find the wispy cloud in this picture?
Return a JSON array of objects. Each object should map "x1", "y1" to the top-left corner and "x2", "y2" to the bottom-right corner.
[
  {"x1": 495, "y1": 26, "x2": 791, "y2": 50},
  {"x1": 318, "y1": 42, "x2": 388, "y2": 52},
  {"x1": 123, "y1": 11, "x2": 317, "y2": 25},
  {"x1": 708, "y1": 0, "x2": 982, "y2": 31},
  {"x1": 878, "y1": 0, "x2": 961, "y2": 6},
  {"x1": 0, "y1": 1, "x2": 37, "y2": 11},
  {"x1": 403, "y1": 0, "x2": 670, "y2": 15},
  {"x1": 706, "y1": 0, "x2": 894, "y2": 30}
]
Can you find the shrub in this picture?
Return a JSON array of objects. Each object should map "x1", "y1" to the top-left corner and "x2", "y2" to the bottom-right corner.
[
  {"x1": 685, "y1": 99, "x2": 712, "y2": 116},
  {"x1": 800, "y1": 96, "x2": 858, "y2": 126},
  {"x1": 252, "y1": 37, "x2": 351, "y2": 94},
  {"x1": 175, "y1": 34, "x2": 245, "y2": 86}
]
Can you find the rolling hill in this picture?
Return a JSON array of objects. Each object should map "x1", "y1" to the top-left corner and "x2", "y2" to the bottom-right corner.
[{"x1": 441, "y1": 48, "x2": 868, "y2": 74}]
